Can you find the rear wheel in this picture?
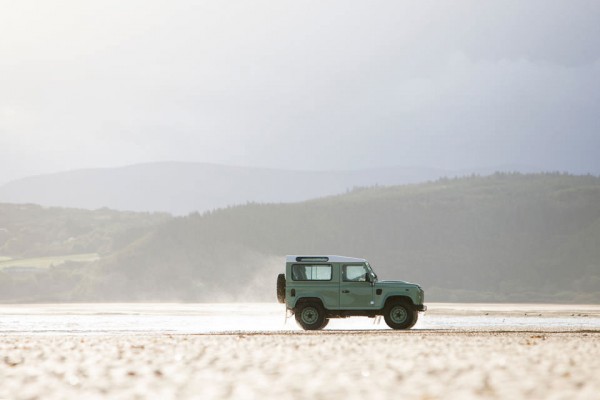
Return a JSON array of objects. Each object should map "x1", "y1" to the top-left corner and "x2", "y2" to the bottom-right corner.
[
  {"x1": 295, "y1": 302, "x2": 326, "y2": 330},
  {"x1": 384, "y1": 301, "x2": 417, "y2": 330}
]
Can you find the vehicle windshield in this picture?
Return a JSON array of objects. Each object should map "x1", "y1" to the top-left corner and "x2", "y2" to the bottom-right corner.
[{"x1": 365, "y1": 262, "x2": 378, "y2": 282}]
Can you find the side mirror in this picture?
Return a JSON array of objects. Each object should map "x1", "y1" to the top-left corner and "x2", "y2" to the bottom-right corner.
[{"x1": 368, "y1": 272, "x2": 376, "y2": 285}]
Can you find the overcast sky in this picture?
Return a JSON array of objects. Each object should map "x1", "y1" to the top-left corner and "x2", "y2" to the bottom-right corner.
[{"x1": 1, "y1": 1, "x2": 599, "y2": 184}]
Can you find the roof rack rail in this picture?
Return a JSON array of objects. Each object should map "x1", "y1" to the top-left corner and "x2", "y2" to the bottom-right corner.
[{"x1": 295, "y1": 256, "x2": 329, "y2": 262}]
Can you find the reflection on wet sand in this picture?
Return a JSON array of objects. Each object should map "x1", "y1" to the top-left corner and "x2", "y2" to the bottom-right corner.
[{"x1": 0, "y1": 303, "x2": 599, "y2": 334}]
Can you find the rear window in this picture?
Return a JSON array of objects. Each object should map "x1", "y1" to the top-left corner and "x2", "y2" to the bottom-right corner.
[{"x1": 291, "y1": 264, "x2": 332, "y2": 281}]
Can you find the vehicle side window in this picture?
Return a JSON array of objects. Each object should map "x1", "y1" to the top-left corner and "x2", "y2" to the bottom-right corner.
[
  {"x1": 291, "y1": 264, "x2": 332, "y2": 281},
  {"x1": 342, "y1": 265, "x2": 368, "y2": 282}
]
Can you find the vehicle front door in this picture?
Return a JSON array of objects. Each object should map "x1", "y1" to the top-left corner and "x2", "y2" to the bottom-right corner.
[{"x1": 339, "y1": 263, "x2": 375, "y2": 309}]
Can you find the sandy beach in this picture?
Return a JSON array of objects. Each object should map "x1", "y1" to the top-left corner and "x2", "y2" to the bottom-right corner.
[{"x1": 1, "y1": 304, "x2": 599, "y2": 399}]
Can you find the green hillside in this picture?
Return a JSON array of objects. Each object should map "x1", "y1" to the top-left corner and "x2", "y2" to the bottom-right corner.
[
  {"x1": 85, "y1": 173, "x2": 600, "y2": 303},
  {"x1": 0, "y1": 205, "x2": 170, "y2": 301},
  {"x1": 1, "y1": 173, "x2": 599, "y2": 303}
]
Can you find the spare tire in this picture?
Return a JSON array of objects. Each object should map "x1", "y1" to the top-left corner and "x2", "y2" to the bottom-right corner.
[{"x1": 276, "y1": 274, "x2": 286, "y2": 303}]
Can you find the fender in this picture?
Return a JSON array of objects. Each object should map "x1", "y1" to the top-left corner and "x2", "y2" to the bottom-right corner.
[{"x1": 290, "y1": 296, "x2": 325, "y2": 311}]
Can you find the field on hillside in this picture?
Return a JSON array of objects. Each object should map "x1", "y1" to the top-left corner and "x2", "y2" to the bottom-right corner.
[{"x1": 0, "y1": 253, "x2": 99, "y2": 271}]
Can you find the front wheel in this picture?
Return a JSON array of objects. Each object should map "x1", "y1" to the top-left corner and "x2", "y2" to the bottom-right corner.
[
  {"x1": 295, "y1": 303, "x2": 326, "y2": 330},
  {"x1": 384, "y1": 301, "x2": 417, "y2": 330}
]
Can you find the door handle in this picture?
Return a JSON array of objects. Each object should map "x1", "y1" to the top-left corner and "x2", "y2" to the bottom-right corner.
[{"x1": 342, "y1": 290, "x2": 350, "y2": 293}]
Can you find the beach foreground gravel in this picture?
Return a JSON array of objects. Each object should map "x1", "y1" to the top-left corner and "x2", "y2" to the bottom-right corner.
[{"x1": 1, "y1": 330, "x2": 599, "y2": 400}]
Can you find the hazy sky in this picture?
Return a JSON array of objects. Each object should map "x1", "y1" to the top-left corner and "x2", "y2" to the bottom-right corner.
[{"x1": 1, "y1": 1, "x2": 599, "y2": 184}]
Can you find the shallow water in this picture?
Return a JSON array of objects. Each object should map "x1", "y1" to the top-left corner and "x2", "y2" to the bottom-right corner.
[{"x1": 0, "y1": 303, "x2": 598, "y2": 334}]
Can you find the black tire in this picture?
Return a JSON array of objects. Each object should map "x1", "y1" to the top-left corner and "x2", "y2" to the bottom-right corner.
[
  {"x1": 295, "y1": 302, "x2": 326, "y2": 330},
  {"x1": 276, "y1": 274, "x2": 286, "y2": 303},
  {"x1": 383, "y1": 301, "x2": 417, "y2": 330},
  {"x1": 320, "y1": 318, "x2": 330, "y2": 329},
  {"x1": 406, "y1": 311, "x2": 419, "y2": 329}
]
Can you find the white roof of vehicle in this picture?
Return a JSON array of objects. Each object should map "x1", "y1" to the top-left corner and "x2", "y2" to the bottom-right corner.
[{"x1": 286, "y1": 255, "x2": 367, "y2": 263}]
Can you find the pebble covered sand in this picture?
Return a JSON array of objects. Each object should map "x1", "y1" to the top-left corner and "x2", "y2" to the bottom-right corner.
[
  {"x1": 1, "y1": 331, "x2": 599, "y2": 399},
  {"x1": 1, "y1": 304, "x2": 599, "y2": 399}
]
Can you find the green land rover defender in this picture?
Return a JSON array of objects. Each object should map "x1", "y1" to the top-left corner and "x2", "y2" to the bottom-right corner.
[{"x1": 276, "y1": 255, "x2": 426, "y2": 330}]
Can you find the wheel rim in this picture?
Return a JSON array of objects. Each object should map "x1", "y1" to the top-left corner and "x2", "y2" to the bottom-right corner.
[
  {"x1": 301, "y1": 307, "x2": 319, "y2": 325},
  {"x1": 390, "y1": 306, "x2": 408, "y2": 324}
]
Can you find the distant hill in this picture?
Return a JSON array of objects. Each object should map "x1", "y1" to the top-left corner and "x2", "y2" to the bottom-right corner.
[
  {"x1": 0, "y1": 204, "x2": 169, "y2": 258},
  {"x1": 1, "y1": 173, "x2": 598, "y2": 303},
  {"x1": 0, "y1": 162, "x2": 501, "y2": 215}
]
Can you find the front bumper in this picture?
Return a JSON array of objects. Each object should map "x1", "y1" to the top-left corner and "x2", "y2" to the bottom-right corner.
[{"x1": 414, "y1": 304, "x2": 427, "y2": 312}]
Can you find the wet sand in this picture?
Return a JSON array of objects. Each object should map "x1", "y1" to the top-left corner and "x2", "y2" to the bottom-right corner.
[{"x1": 1, "y1": 304, "x2": 599, "y2": 399}]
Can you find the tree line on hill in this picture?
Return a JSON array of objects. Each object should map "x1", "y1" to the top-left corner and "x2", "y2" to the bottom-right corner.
[{"x1": 1, "y1": 172, "x2": 599, "y2": 303}]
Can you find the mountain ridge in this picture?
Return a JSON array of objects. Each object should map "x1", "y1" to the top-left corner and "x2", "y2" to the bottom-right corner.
[
  {"x1": 0, "y1": 161, "x2": 548, "y2": 215},
  {"x1": 0, "y1": 162, "x2": 451, "y2": 215}
]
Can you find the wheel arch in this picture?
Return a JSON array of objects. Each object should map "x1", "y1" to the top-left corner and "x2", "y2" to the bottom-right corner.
[
  {"x1": 292, "y1": 297, "x2": 325, "y2": 312},
  {"x1": 383, "y1": 295, "x2": 415, "y2": 309}
]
